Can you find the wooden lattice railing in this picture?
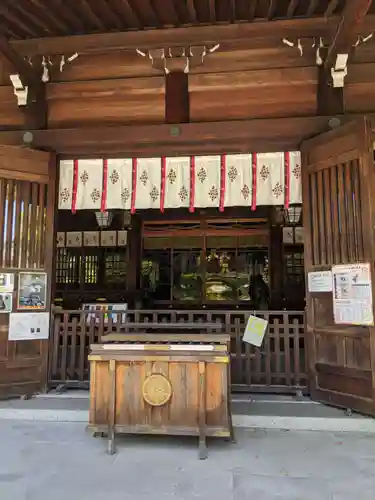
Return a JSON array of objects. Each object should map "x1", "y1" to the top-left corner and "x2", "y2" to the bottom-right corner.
[{"x1": 49, "y1": 309, "x2": 307, "y2": 394}]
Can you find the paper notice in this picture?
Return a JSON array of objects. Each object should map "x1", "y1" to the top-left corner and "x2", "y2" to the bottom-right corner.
[
  {"x1": 308, "y1": 271, "x2": 333, "y2": 292},
  {"x1": 332, "y1": 263, "x2": 373, "y2": 326},
  {"x1": 242, "y1": 315, "x2": 268, "y2": 347}
]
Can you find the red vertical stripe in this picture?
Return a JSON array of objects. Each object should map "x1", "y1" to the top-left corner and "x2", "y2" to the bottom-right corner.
[
  {"x1": 160, "y1": 156, "x2": 166, "y2": 212},
  {"x1": 284, "y1": 151, "x2": 290, "y2": 209},
  {"x1": 130, "y1": 158, "x2": 137, "y2": 214},
  {"x1": 101, "y1": 158, "x2": 108, "y2": 212},
  {"x1": 219, "y1": 154, "x2": 226, "y2": 212},
  {"x1": 189, "y1": 156, "x2": 195, "y2": 213},
  {"x1": 251, "y1": 152, "x2": 257, "y2": 211},
  {"x1": 71, "y1": 159, "x2": 79, "y2": 213}
]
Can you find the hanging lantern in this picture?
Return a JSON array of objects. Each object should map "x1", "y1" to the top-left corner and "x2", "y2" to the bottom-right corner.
[
  {"x1": 284, "y1": 206, "x2": 302, "y2": 225},
  {"x1": 95, "y1": 211, "x2": 113, "y2": 228}
]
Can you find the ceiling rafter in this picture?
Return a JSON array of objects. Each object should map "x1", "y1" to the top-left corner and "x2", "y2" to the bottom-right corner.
[
  {"x1": 93, "y1": 0, "x2": 124, "y2": 30},
  {"x1": 49, "y1": 0, "x2": 87, "y2": 33},
  {"x1": 108, "y1": 0, "x2": 142, "y2": 29},
  {"x1": 287, "y1": 0, "x2": 299, "y2": 19},
  {"x1": 28, "y1": 0, "x2": 72, "y2": 33},
  {"x1": 75, "y1": 0, "x2": 107, "y2": 31},
  {"x1": 137, "y1": 0, "x2": 160, "y2": 28},
  {"x1": 229, "y1": 0, "x2": 236, "y2": 22},
  {"x1": 249, "y1": 0, "x2": 258, "y2": 21},
  {"x1": 208, "y1": 0, "x2": 216, "y2": 23},
  {"x1": 154, "y1": 0, "x2": 180, "y2": 26},
  {"x1": 325, "y1": 0, "x2": 341, "y2": 17},
  {"x1": 186, "y1": 0, "x2": 198, "y2": 23},
  {"x1": 307, "y1": 0, "x2": 319, "y2": 17},
  {"x1": 268, "y1": 0, "x2": 277, "y2": 20},
  {"x1": 0, "y1": 16, "x2": 26, "y2": 39},
  {"x1": 10, "y1": 0, "x2": 58, "y2": 36},
  {"x1": 0, "y1": 5, "x2": 38, "y2": 38}
]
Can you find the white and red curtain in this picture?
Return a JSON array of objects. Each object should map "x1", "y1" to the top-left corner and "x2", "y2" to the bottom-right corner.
[{"x1": 58, "y1": 152, "x2": 302, "y2": 212}]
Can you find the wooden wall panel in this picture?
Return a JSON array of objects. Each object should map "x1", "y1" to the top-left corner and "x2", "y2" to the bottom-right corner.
[
  {"x1": 47, "y1": 77, "x2": 165, "y2": 127},
  {"x1": 52, "y1": 46, "x2": 318, "y2": 82},
  {"x1": 346, "y1": 63, "x2": 375, "y2": 113},
  {"x1": 190, "y1": 67, "x2": 317, "y2": 122},
  {"x1": 0, "y1": 87, "x2": 26, "y2": 128},
  {"x1": 54, "y1": 52, "x2": 157, "y2": 82}
]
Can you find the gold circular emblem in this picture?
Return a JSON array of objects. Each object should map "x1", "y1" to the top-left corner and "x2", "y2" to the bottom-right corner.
[{"x1": 142, "y1": 373, "x2": 172, "y2": 407}]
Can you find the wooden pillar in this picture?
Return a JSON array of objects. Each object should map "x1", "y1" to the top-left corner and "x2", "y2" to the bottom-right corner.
[
  {"x1": 317, "y1": 50, "x2": 345, "y2": 116},
  {"x1": 165, "y1": 72, "x2": 190, "y2": 124},
  {"x1": 127, "y1": 215, "x2": 142, "y2": 299},
  {"x1": 269, "y1": 218, "x2": 283, "y2": 310}
]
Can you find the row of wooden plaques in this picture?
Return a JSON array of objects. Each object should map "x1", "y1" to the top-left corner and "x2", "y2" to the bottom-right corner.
[{"x1": 56, "y1": 231, "x2": 128, "y2": 248}]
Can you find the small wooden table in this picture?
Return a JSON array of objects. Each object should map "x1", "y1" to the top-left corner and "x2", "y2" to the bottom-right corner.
[{"x1": 88, "y1": 330, "x2": 233, "y2": 458}]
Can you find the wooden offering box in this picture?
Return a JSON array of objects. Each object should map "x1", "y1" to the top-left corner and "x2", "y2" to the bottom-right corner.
[{"x1": 88, "y1": 333, "x2": 233, "y2": 458}]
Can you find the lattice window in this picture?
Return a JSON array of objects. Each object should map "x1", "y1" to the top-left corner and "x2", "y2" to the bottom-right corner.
[
  {"x1": 284, "y1": 250, "x2": 304, "y2": 287},
  {"x1": 105, "y1": 251, "x2": 127, "y2": 285},
  {"x1": 55, "y1": 248, "x2": 80, "y2": 285},
  {"x1": 83, "y1": 254, "x2": 99, "y2": 284}
]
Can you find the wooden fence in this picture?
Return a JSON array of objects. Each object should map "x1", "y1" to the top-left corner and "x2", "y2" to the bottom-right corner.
[{"x1": 49, "y1": 309, "x2": 308, "y2": 394}]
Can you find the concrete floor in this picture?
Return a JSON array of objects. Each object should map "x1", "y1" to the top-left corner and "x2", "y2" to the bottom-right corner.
[{"x1": 1, "y1": 420, "x2": 375, "y2": 500}]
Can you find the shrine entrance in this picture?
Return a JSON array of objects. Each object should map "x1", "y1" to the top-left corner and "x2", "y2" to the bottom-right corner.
[{"x1": 1, "y1": 119, "x2": 375, "y2": 416}]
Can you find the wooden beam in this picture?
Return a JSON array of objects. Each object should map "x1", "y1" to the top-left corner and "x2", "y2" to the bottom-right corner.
[
  {"x1": 317, "y1": 54, "x2": 345, "y2": 115},
  {"x1": 165, "y1": 72, "x2": 189, "y2": 124},
  {"x1": 10, "y1": 17, "x2": 343, "y2": 57},
  {"x1": 324, "y1": 0, "x2": 372, "y2": 71},
  {"x1": 0, "y1": 116, "x2": 357, "y2": 156},
  {"x1": 0, "y1": 35, "x2": 47, "y2": 128}
]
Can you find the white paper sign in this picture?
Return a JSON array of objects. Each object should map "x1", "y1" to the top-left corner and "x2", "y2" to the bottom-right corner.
[
  {"x1": 9, "y1": 312, "x2": 50, "y2": 341},
  {"x1": 0, "y1": 273, "x2": 14, "y2": 293},
  {"x1": 332, "y1": 263, "x2": 373, "y2": 326},
  {"x1": 308, "y1": 271, "x2": 333, "y2": 292},
  {"x1": 242, "y1": 315, "x2": 268, "y2": 347}
]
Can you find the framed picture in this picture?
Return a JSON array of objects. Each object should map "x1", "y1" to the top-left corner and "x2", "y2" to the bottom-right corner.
[
  {"x1": 117, "y1": 230, "x2": 128, "y2": 247},
  {"x1": 66, "y1": 232, "x2": 82, "y2": 247},
  {"x1": 56, "y1": 232, "x2": 65, "y2": 248},
  {"x1": 0, "y1": 273, "x2": 14, "y2": 293},
  {"x1": 17, "y1": 272, "x2": 47, "y2": 310},
  {"x1": 0, "y1": 293, "x2": 13, "y2": 313},
  {"x1": 101, "y1": 231, "x2": 117, "y2": 247},
  {"x1": 84, "y1": 231, "x2": 99, "y2": 247}
]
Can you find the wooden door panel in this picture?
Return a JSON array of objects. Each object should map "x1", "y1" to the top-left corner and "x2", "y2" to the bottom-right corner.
[
  {"x1": 302, "y1": 118, "x2": 375, "y2": 415},
  {"x1": 0, "y1": 146, "x2": 55, "y2": 399}
]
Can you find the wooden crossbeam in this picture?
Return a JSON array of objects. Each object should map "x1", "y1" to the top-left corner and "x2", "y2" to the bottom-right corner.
[
  {"x1": 10, "y1": 16, "x2": 344, "y2": 57},
  {"x1": 324, "y1": 0, "x2": 372, "y2": 71},
  {"x1": 0, "y1": 115, "x2": 368, "y2": 156}
]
